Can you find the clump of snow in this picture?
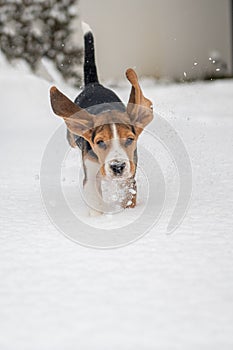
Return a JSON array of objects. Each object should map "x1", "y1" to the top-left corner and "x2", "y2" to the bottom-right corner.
[{"x1": 101, "y1": 177, "x2": 135, "y2": 206}]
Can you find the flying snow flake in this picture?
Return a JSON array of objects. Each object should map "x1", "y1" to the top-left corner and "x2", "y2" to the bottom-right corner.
[
  {"x1": 194, "y1": 62, "x2": 198, "y2": 66},
  {"x1": 183, "y1": 72, "x2": 187, "y2": 77},
  {"x1": 216, "y1": 68, "x2": 220, "y2": 72}
]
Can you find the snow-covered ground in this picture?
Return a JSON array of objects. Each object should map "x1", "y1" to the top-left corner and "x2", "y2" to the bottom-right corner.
[{"x1": 1, "y1": 58, "x2": 233, "y2": 349}]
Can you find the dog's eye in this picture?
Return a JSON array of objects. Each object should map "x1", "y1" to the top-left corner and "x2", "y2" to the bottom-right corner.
[
  {"x1": 96, "y1": 140, "x2": 106, "y2": 149},
  {"x1": 125, "y1": 138, "x2": 134, "y2": 146}
]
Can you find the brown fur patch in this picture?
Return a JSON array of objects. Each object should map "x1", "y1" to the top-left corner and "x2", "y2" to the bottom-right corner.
[
  {"x1": 116, "y1": 124, "x2": 137, "y2": 176},
  {"x1": 50, "y1": 86, "x2": 81, "y2": 118},
  {"x1": 125, "y1": 68, "x2": 153, "y2": 135},
  {"x1": 91, "y1": 124, "x2": 113, "y2": 173}
]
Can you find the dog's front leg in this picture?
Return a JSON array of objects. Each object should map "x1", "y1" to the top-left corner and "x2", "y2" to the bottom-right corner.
[
  {"x1": 83, "y1": 182, "x2": 103, "y2": 216},
  {"x1": 83, "y1": 159, "x2": 103, "y2": 216},
  {"x1": 83, "y1": 180, "x2": 103, "y2": 216}
]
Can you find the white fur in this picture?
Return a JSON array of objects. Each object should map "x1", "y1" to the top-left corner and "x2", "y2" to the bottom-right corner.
[
  {"x1": 112, "y1": 123, "x2": 118, "y2": 139},
  {"x1": 83, "y1": 159, "x2": 103, "y2": 215},
  {"x1": 104, "y1": 124, "x2": 130, "y2": 177},
  {"x1": 81, "y1": 21, "x2": 92, "y2": 35}
]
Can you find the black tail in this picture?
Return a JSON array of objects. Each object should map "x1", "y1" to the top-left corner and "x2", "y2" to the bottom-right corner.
[{"x1": 84, "y1": 32, "x2": 99, "y2": 85}]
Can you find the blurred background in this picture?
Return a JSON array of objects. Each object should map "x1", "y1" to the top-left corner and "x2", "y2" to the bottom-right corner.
[
  {"x1": 0, "y1": 0, "x2": 232, "y2": 85},
  {"x1": 79, "y1": 0, "x2": 233, "y2": 82}
]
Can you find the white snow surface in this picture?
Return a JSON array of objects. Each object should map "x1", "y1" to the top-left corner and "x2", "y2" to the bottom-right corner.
[{"x1": 1, "y1": 59, "x2": 233, "y2": 350}]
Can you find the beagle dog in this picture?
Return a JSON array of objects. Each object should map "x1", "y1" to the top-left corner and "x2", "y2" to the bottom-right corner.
[{"x1": 50, "y1": 25, "x2": 153, "y2": 215}]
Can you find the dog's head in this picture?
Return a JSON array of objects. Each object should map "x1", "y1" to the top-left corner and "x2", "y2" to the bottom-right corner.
[{"x1": 50, "y1": 69, "x2": 153, "y2": 179}]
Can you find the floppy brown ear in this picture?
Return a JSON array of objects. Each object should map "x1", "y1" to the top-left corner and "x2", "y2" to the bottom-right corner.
[
  {"x1": 126, "y1": 68, "x2": 153, "y2": 135},
  {"x1": 50, "y1": 86, "x2": 94, "y2": 139}
]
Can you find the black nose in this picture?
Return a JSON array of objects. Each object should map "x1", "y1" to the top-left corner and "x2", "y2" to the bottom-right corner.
[{"x1": 110, "y1": 161, "x2": 126, "y2": 175}]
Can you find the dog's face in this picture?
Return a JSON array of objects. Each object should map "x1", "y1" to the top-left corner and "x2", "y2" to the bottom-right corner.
[
  {"x1": 50, "y1": 69, "x2": 153, "y2": 179},
  {"x1": 83, "y1": 114, "x2": 138, "y2": 179}
]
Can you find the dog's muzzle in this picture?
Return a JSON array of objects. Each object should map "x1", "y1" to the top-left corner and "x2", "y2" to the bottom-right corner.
[{"x1": 109, "y1": 160, "x2": 126, "y2": 176}]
